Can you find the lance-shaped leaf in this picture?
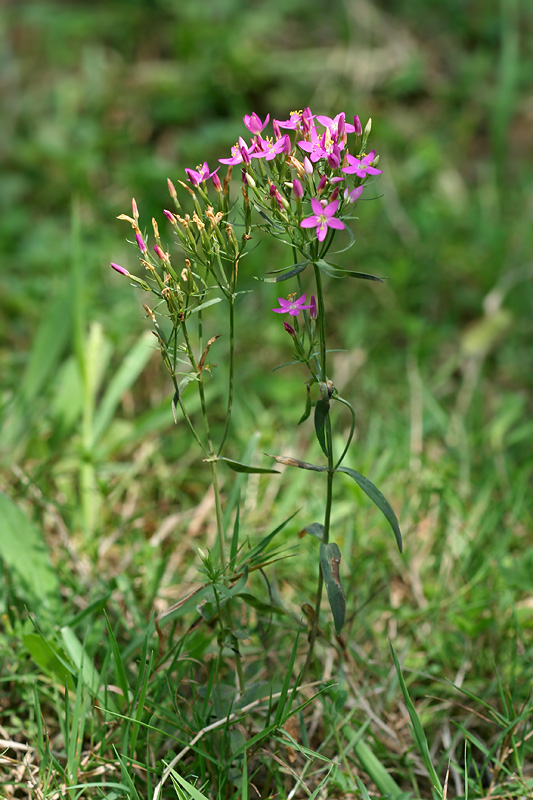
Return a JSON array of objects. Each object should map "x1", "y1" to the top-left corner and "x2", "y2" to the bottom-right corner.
[
  {"x1": 262, "y1": 263, "x2": 308, "y2": 283},
  {"x1": 314, "y1": 394, "x2": 330, "y2": 458},
  {"x1": 337, "y1": 466, "x2": 402, "y2": 552},
  {"x1": 316, "y1": 259, "x2": 383, "y2": 282},
  {"x1": 320, "y1": 542, "x2": 346, "y2": 634},
  {"x1": 298, "y1": 383, "x2": 312, "y2": 424},
  {"x1": 217, "y1": 456, "x2": 279, "y2": 474}
]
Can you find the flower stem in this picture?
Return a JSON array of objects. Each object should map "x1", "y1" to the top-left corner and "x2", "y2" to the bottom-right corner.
[{"x1": 304, "y1": 263, "x2": 336, "y2": 673}]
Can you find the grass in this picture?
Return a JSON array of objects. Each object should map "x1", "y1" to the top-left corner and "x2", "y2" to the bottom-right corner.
[{"x1": 1, "y1": 0, "x2": 533, "y2": 797}]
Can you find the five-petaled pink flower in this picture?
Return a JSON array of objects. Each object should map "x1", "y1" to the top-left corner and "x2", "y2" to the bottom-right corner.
[
  {"x1": 243, "y1": 112, "x2": 270, "y2": 134},
  {"x1": 272, "y1": 294, "x2": 313, "y2": 316},
  {"x1": 253, "y1": 134, "x2": 291, "y2": 161},
  {"x1": 342, "y1": 149, "x2": 382, "y2": 178},
  {"x1": 300, "y1": 197, "x2": 345, "y2": 242},
  {"x1": 219, "y1": 137, "x2": 255, "y2": 165},
  {"x1": 185, "y1": 161, "x2": 220, "y2": 187}
]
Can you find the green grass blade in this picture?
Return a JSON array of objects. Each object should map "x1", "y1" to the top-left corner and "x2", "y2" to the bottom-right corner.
[{"x1": 390, "y1": 642, "x2": 443, "y2": 799}]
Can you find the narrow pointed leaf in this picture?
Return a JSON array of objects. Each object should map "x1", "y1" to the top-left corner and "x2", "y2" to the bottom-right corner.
[
  {"x1": 338, "y1": 466, "x2": 402, "y2": 552},
  {"x1": 262, "y1": 263, "x2": 308, "y2": 283},
  {"x1": 217, "y1": 456, "x2": 279, "y2": 474},
  {"x1": 320, "y1": 542, "x2": 346, "y2": 634},
  {"x1": 390, "y1": 642, "x2": 444, "y2": 798},
  {"x1": 298, "y1": 384, "x2": 312, "y2": 424},
  {"x1": 316, "y1": 259, "x2": 383, "y2": 282},
  {"x1": 314, "y1": 395, "x2": 330, "y2": 458}
]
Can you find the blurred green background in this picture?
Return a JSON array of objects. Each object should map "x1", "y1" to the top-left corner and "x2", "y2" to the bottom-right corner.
[{"x1": 1, "y1": 0, "x2": 532, "y2": 608}]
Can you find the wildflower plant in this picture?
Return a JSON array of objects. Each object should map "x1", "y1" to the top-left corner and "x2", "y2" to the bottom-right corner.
[{"x1": 111, "y1": 108, "x2": 402, "y2": 673}]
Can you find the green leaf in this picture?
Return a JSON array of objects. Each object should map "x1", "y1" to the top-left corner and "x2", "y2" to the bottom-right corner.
[
  {"x1": 337, "y1": 467, "x2": 402, "y2": 552},
  {"x1": 22, "y1": 633, "x2": 74, "y2": 688},
  {"x1": 316, "y1": 259, "x2": 383, "y2": 282},
  {"x1": 262, "y1": 263, "x2": 308, "y2": 283},
  {"x1": 390, "y1": 642, "x2": 444, "y2": 798},
  {"x1": 317, "y1": 258, "x2": 384, "y2": 283},
  {"x1": 320, "y1": 542, "x2": 346, "y2": 634},
  {"x1": 301, "y1": 522, "x2": 324, "y2": 540},
  {"x1": 217, "y1": 456, "x2": 279, "y2": 474},
  {"x1": 298, "y1": 384, "x2": 312, "y2": 424},
  {"x1": 0, "y1": 492, "x2": 60, "y2": 612},
  {"x1": 187, "y1": 297, "x2": 222, "y2": 315},
  {"x1": 168, "y1": 768, "x2": 211, "y2": 800},
  {"x1": 314, "y1": 395, "x2": 330, "y2": 458}
]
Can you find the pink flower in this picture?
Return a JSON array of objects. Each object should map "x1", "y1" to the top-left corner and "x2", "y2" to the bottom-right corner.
[
  {"x1": 344, "y1": 185, "x2": 364, "y2": 203},
  {"x1": 298, "y1": 127, "x2": 344, "y2": 165},
  {"x1": 272, "y1": 294, "x2": 313, "y2": 317},
  {"x1": 316, "y1": 113, "x2": 356, "y2": 137},
  {"x1": 253, "y1": 134, "x2": 291, "y2": 161},
  {"x1": 219, "y1": 137, "x2": 255, "y2": 165},
  {"x1": 185, "y1": 161, "x2": 220, "y2": 186},
  {"x1": 300, "y1": 197, "x2": 345, "y2": 242},
  {"x1": 276, "y1": 110, "x2": 304, "y2": 130},
  {"x1": 342, "y1": 149, "x2": 382, "y2": 178},
  {"x1": 243, "y1": 112, "x2": 270, "y2": 134}
]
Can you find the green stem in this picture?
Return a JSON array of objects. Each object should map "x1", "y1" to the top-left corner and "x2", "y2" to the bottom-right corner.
[
  {"x1": 305, "y1": 263, "x2": 336, "y2": 672},
  {"x1": 217, "y1": 277, "x2": 236, "y2": 457}
]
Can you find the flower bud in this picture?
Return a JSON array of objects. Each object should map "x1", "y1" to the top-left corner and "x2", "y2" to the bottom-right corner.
[
  {"x1": 135, "y1": 232, "x2": 147, "y2": 254},
  {"x1": 284, "y1": 321, "x2": 296, "y2": 337},
  {"x1": 212, "y1": 171, "x2": 222, "y2": 192},
  {"x1": 292, "y1": 178, "x2": 303, "y2": 199},
  {"x1": 132, "y1": 197, "x2": 139, "y2": 221},
  {"x1": 304, "y1": 156, "x2": 313, "y2": 176},
  {"x1": 317, "y1": 174, "x2": 328, "y2": 194},
  {"x1": 364, "y1": 117, "x2": 372, "y2": 136},
  {"x1": 167, "y1": 178, "x2": 177, "y2": 199},
  {"x1": 110, "y1": 262, "x2": 130, "y2": 277},
  {"x1": 243, "y1": 171, "x2": 256, "y2": 188},
  {"x1": 273, "y1": 118, "x2": 281, "y2": 139},
  {"x1": 353, "y1": 115, "x2": 362, "y2": 136},
  {"x1": 309, "y1": 295, "x2": 317, "y2": 320},
  {"x1": 163, "y1": 209, "x2": 175, "y2": 223},
  {"x1": 153, "y1": 244, "x2": 166, "y2": 262}
]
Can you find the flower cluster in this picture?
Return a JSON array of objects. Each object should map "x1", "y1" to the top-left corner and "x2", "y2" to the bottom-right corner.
[{"x1": 111, "y1": 107, "x2": 382, "y2": 337}]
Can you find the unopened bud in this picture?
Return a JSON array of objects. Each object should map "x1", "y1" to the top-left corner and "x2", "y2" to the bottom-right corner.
[
  {"x1": 132, "y1": 197, "x2": 139, "y2": 221},
  {"x1": 167, "y1": 178, "x2": 177, "y2": 199},
  {"x1": 309, "y1": 295, "x2": 317, "y2": 320},
  {"x1": 135, "y1": 232, "x2": 147, "y2": 254},
  {"x1": 284, "y1": 321, "x2": 296, "y2": 337},
  {"x1": 243, "y1": 171, "x2": 256, "y2": 188},
  {"x1": 317, "y1": 174, "x2": 328, "y2": 194},
  {"x1": 110, "y1": 262, "x2": 130, "y2": 277},
  {"x1": 364, "y1": 117, "x2": 372, "y2": 137},
  {"x1": 292, "y1": 178, "x2": 303, "y2": 199},
  {"x1": 353, "y1": 115, "x2": 362, "y2": 136},
  {"x1": 304, "y1": 156, "x2": 313, "y2": 176}
]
